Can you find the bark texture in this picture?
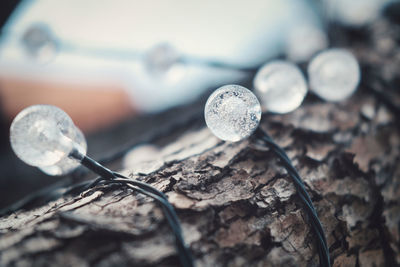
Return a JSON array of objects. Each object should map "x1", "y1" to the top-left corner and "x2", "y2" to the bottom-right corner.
[{"x1": 1, "y1": 17, "x2": 400, "y2": 267}]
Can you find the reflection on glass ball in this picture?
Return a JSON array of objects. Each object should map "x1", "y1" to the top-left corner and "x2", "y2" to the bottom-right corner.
[
  {"x1": 39, "y1": 127, "x2": 87, "y2": 176},
  {"x1": 308, "y1": 49, "x2": 360, "y2": 102},
  {"x1": 10, "y1": 105, "x2": 83, "y2": 167},
  {"x1": 205, "y1": 85, "x2": 261, "y2": 142},
  {"x1": 21, "y1": 23, "x2": 57, "y2": 62},
  {"x1": 254, "y1": 60, "x2": 308, "y2": 114}
]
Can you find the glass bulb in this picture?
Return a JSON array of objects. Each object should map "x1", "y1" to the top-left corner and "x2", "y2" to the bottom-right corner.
[
  {"x1": 325, "y1": 0, "x2": 386, "y2": 27},
  {"x1": 10, "y1": 105, "x2": 83, "y2": 167},
  {"x1": 308, "y1": 49, "x2": 360, "y2": 102},
  {"x1": 21, "y1": 23, "x2": 57, "y2": 62},
  {"x1": 285, "y1": 24, "x2": 328, "y2": 63},
  {"x1": 144, "y1": 43, "x2": 181, "y2": 77},
  {"x1": 39, "y1": 127, "x2": 87, "y2": 176},
  {"x1": 205, "y1": 85, "x2": 261, "y2": 142},
  {"x1": 254, "y1": 60, "x2": 308, "y2": 114}
]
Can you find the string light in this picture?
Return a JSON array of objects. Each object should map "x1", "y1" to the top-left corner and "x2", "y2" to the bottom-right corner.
[
  {"x1": 204, "y1": 84, "x2": 261, "y2": 142},
  {"x1": 205, "y1": 85, "x2": 330, "y2": 267},
  {"x1": 144, "y1": 43, "x2": 181, "y2": 76},
  {"x1": 253, "y1": 60, "x2": 308, "y2": 114},
  {"x1": 21, "y1": 23, "x2": 58, "y2": 62},
  {"x1": 285, "y1": 24, "x2": 328, "y2": 63},
  {"x1": 9, "y1": 104, "x2": 194, "y2": 267},
  {"x1": 308, "y1": 48, "x2": 360, "y2": 102}
]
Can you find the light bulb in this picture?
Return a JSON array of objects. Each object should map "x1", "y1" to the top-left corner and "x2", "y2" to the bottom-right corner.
[
  {"x1": 21, "y1": 23, "x2": 57, "y2": 62},
  {"x1": 308, "y1": 49, "x2": 360, "y2": 102},
  {"x1": 144, "y1": 43, "x2": 181, "y2": 77},
  {"x1": 254, "y1": 60, "x2": 308, "y2": 114},
  {"x1": 325, "y1": 0, "x2": 386, "y2": 27},
  {"x1": 10, "y1": 105, "x2": 85, "y2": 167},
  {"x1": 39, "y1": 127, "x2": 87, "y2": 176},
  {"x1": 285, "y1": 24, "x2": 328, "y2": 63},
  {"x1": 204, "y1": 85, "x2": 261, "y2": 142}
]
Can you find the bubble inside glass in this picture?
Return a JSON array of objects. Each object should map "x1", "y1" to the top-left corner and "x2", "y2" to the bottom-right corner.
[
  {"x1": 308, "y1": 49, "x2": 360, "y2": 102},
  {"x1": 40, "y1": 127, "x2": 87, "y2": 175},
  {"x1": 254, "y1": 60, "x2": 308, "y2": 114},
  {"x1": 10, "y1": 105, "x2": 83, "y2": 167},
  {"x1": 205, "y1": 85, "x2": 261, "y2": 142}
]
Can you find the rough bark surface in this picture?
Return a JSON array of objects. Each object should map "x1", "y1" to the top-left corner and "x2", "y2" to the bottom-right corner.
[{"x1": 1, "y1": 17, "x2": 400, "y2": 267}]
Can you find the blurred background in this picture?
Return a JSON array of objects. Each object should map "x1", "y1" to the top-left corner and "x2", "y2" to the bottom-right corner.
[{"x1": 0, "y1": 0, "x2": 396, "y2": 208}]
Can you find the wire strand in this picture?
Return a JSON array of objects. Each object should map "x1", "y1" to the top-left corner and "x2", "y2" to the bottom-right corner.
[
  {"x1": 252, "y1": 127, "x2": 330, "y2": 267},
  {"x1": 77, "y1": 155, "x2": 194, "y2": 267}
]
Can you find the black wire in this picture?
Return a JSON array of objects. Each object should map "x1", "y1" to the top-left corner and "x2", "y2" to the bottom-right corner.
[
  {"x1": 98, "y1": 178, "x2": 193, "y2": 267},
  {"x1": 252, "y1": 127, "x2": 330, "y2": 267},
  {"x1": 255, "y1": 133, "x2": 329, "y2": 267},
  {"x1": 75, "y1": 154, "x2": 194, "y2": 267},
  {"x1": 1, "y1": 152, "x2": 194, "y2": 267}
]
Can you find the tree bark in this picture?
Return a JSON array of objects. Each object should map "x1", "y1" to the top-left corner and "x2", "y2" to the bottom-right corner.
[{"x1": 1, "y1": 18, "x2": 400, "y2": 267}]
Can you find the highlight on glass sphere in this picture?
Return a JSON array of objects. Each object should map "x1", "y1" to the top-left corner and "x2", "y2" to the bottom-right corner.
[
  {"x1": 308, "y1": 48, "x2": 360, "y2": 102},
  {"x1": 204, "y1": 84, "x2": 261, "y2": 142},
  {"x1": 10, "y1": 105, "x2": 86, "y2": 168},
  {"x1": 253, "y1": 60, "x2": 308, "y2": 114},
  {"x1": 39, "y1": 127, "x2": 87, "y2": 176}
]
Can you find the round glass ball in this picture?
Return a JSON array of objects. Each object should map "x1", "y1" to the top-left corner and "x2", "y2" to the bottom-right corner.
[
  {"x1": 10, "y1": 105, "x2": 78, "y2": 167},
  {"x1": 205, "y1": 85, "x2": 261, "y2": 142},
  {"x1": 144, "y1": 43, "x2": 181, "y2": 76},
  {"x1": 40, "y1": 127, "x2": 87, "y2": 176},
  {"x1": 308, "y1": 49, "x2": 360, "y2": 102},
  {"x1": 254, "y1": 60, "x2": 308, "y2": 114},
  {"x1": 21, "y1": 23, "x2": 57, "y2": 62}
]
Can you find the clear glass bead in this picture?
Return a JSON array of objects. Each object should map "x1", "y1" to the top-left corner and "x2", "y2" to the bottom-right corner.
[
  {"x1": 10, "y1": 105, "x2": 82, "y2": 167},
  {"x1": 39, "y1": 127, "x2": 87, "y2": 176},
  {"x1": 308, "y1": 49, "x2": 360, "y2": 102},
  {"x1": 205, "y1": 85, "x2": 261, "y2": 142},
  {"x1": 254, "y1": 60, "x2": 308, "y2": 114}
]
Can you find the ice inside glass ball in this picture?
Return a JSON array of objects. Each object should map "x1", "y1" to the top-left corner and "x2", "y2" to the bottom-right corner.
[
  {"x1": 10, "y1": 105, "x2": 82, "y2": 167},
  {"x1": 308, "y1": 49, "x2": 360, "y2": 102},
  {"x1": 205, "y1": 85, "x2": 261, "y2": 142},
  {"x1": 40, "y1": 127, "x2": 87, "y2": 175},
  {"x1": 254, "y1": 60, "x2": 308, "y2": 114}
]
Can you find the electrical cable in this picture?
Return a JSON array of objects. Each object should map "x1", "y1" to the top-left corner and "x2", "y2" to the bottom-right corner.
[
  {"x1": 252, "y1": 127, "x2": 330, "y2": 267},
  {"x1": 74, "y1": 154, "x2": 194, "y2": 267}
]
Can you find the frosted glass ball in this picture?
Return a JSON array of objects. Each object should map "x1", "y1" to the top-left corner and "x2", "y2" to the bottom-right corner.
[
  {"x1": 205, "y1": 85, "x2": 261, "y2": 142},
  {"x1": 39, "y1": 127, "x2": 87, "y2": 176},
  {"x1": 254, "y1": 60, "x2": 308, "y2": 114},
  {"x1": 308, "y1": 49, "x2": 360, "y2": 102},
  {"x1": 325, "y1": 0, "x2": 385, "y2": 26},
  {"x1": 10, "y1": 105, "x2": 79, "y2": 167},
  {"x1": 285, "y1": 24, "x2": 328, "y2": 62},
  {"x1": 21, "y1": 23, "x2": 57, "y2": 62},
  {"x1": 144, "y1": 43, "x2": 181, "y2": 76}
]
